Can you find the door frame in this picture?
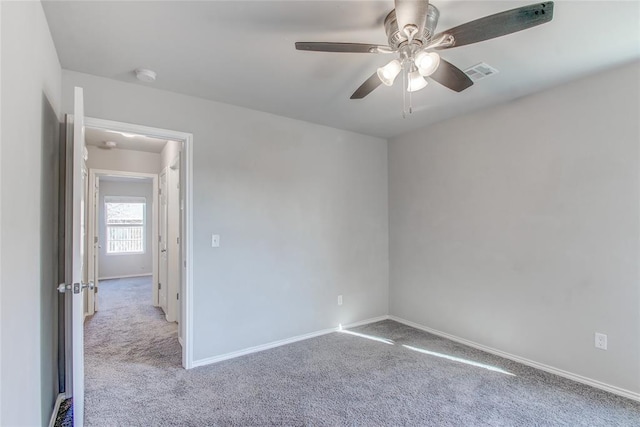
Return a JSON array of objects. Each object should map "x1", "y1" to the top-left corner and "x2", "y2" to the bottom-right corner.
[
  {"x1": 87, "y1": 168, "x2": 159, "y2": 314},
  {"x1": 84, "y1": 117, "x2": 195, "y2": 369}
]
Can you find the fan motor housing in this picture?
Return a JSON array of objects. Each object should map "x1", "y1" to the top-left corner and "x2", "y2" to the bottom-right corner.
[{"x1": 384, "y1": 4, "x2": 440, "y2": 49}]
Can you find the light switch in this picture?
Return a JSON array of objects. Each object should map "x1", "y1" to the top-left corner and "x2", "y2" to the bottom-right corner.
[{"x1": 211, "y1": 234, "x2": 220, "y2": 248}]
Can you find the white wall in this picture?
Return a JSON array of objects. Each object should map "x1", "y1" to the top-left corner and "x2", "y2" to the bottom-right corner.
[
  {"x1": 98, "y1": 180, "x2": 154, "y2": 279},
  {"x1": 0, "y1": 1, "x2": 62, "y2": 425},
  {"x1": 389, "y1": 61, "x2": 640, "y2": 394},
  {"x1": 87, "y1": 145, "x2": 161, "y2": 174},
  {"x1": 62, "y1": 70, "x2": 389, "y2": 361}
]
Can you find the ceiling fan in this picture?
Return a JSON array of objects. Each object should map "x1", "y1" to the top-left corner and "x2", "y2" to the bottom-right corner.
[{"x1": 295, "y1": 1, "x2": 554, "y2": 101}]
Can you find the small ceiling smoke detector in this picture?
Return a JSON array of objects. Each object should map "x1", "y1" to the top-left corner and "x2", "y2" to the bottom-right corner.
[
  {"x1": 103, "y1": 140, "x2": 117, "y2": 149},
  {"x1": 135, "y1": 68, "x2": 157, "y2": 83}
]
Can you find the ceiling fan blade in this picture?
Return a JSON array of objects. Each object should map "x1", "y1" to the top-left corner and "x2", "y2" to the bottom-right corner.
[
  {"x1": 433, "y1": 2, "x2": 554, "y2": 49},
  {"x1": 351, "y1": 73, "x2": 383, "y2": 99},
  {"x1": 429, "y1": 59, "x2": 473, "y2": 92},
  {"x1": 295, "y1": 42, "x2": 392, "y2": 54},
  {"x1": 394, "y1": 0, "x2": 430, "y2": 40}
]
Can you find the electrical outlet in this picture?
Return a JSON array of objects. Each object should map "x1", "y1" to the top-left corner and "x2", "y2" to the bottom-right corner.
[
  {"x1": 595, "y1": 332, "x2": 607, "y2": 350},
  {"x1": 337, "y1": 295, "x2": 343, "y2": 306}
]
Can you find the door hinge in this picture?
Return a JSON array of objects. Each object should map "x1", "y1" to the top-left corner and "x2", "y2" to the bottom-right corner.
[
  {"x1": 176, "y1": 293, "x2": 179, "y2": 300},
  {"x1": 177, "y1": 237, "x2": 180, "y2": 244},
  {"x1": 158, "y1": 235, "x2": 162, "y2": 243},
  {"x1": 158, "y1": 282, "x2": 162, "y2": 290},
  {"x1": 94, "y1": 236, "x2": 98, "y2": 244}
]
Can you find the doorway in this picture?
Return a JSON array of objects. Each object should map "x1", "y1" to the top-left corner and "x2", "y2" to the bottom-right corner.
[
  {"x1": 83, "y1": 117, "x2": 194, "y2": 368},
  {"x1": 87, "y1": 170, "x2": 158, "y2": 316}
]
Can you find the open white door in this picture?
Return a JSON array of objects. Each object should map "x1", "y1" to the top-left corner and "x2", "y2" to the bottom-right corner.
[
  {"x1": 165, "y1": 160, "x2": 180, "y2": 323},
  {"x1": 87, "y1": 173, "x2": 100, "y2": 314},
  {"x1": 93, "y1": 176, "x2": 100, "y2": 311},
  {"x1": 159, "y1": 169, "x2": 169, "y2": 315},
  {"x1": 59, "y1": 87, "x2": 90, "y2": 427}
]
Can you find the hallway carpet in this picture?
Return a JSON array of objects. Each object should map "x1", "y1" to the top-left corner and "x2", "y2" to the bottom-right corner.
[{"x1": 84, "y1": 277, "x2": 640, "y2": 426}]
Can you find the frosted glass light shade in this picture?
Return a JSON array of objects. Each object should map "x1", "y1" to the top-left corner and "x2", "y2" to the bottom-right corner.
[
  {"x1": 377, "y1": 59, "x2": 402, "y2": 86},
  {"x1": 414, "y1": 51, "x2": 440, "y2": 77},
  {"x1": 407, "y1": 70, "x2": 428, "y2": 92}
]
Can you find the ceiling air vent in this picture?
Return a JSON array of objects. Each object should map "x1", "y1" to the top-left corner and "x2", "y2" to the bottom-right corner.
[{"x1": 464, "y1": 62, "x2": 499, "y2": 81}]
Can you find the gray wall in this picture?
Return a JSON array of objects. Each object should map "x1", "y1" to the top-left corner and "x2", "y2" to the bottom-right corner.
[
  {"x1": 0, "y1": 1, "x2": 62, "y2": 425},
  {"x1": 98, "y1": 180, "x2": 154, "y2": 279},
  {"x1": 389, "y1": 61, "x2": 640, "y2": 394},
  {"x1": 62, "y1": 70, "x2": 389, "y2": 361}
]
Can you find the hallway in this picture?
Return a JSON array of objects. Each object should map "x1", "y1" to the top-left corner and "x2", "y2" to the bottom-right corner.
[{"x1": 84, "y1": 276, "x2": 181, "y2": 424}]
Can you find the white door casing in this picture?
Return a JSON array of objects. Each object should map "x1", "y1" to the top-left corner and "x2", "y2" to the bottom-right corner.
[{"x1": 179, "y1": 149, "x2": 186, "y2": 345}]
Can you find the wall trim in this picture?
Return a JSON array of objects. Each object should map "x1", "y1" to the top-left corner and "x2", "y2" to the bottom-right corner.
[
  {"x1": 48, "y1": 393, "x2": 66, "y2": 427},
  {"x1": 98, "y1": 273, "x2": 152, "y2": 280},
  {"x1": 192, "y1": 315, "x2": 389, "y2": 368},
  {"x1": 389, "y1": 315, "x2": 640, "y2": 402}
]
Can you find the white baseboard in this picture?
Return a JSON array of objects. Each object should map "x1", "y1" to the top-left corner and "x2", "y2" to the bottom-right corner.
[
  {"x1": 48, "y1": 393, "x2": 66, "y2": 427},
  {"x1": 340, "y1": 315, "x2": 390, "y2": 329},
  {"x1": 389, "y1": 315, "x2": 640, "y2": 402},
  {"x1": 192, "y1": 315, "x2": 389, "y2": 368},
  {"x1": 98, "y1": 273, "x2": 152, "y2": 280}
]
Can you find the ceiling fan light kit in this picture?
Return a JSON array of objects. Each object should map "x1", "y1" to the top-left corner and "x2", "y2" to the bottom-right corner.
[
  {"x1": 377, "y1": 59, "x2": 402, "y2": 86},
  {"x1": 295, "y1": 1, "x2": 554, "y2": 114},
  {"x1": 415, "y1": 51, "x2": 440, "y2": 77},
  {"x1": 407, "y1": 69, "x2": 428, "y2": 92}
]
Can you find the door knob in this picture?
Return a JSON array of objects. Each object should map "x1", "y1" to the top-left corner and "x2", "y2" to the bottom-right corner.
[{"x1": 58, "y1": 282, "x2": 95, "y2": 294}]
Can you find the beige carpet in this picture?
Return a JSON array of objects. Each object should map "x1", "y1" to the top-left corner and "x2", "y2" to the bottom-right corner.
[{"x1": 84, "y1": 277, "x2": 640, "y2": 426}]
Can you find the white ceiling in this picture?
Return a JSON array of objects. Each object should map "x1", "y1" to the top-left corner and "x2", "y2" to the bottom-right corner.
[
  {"x1": 85, "y1": 127, "x2": 169, "y2": 153},
  {"x1": 43, "y1": 1, "x2": 640, "y2": 139}
]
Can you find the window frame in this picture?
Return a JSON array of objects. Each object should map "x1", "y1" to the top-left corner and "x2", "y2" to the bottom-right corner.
[{"x1": 104, "y1": 196, "x2": 147, "y2": 255}]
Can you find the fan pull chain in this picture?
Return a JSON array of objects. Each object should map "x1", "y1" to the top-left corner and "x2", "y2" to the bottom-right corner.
[
  {"x1": 401, "y1": 63, "x2": 414, "y2": 118},
  {"x1": 402, "y1": 65, "x2": 407, "y2": 118},
  {"x1": 409, "y1": 82, "x2": 413, "y2": 115}
]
